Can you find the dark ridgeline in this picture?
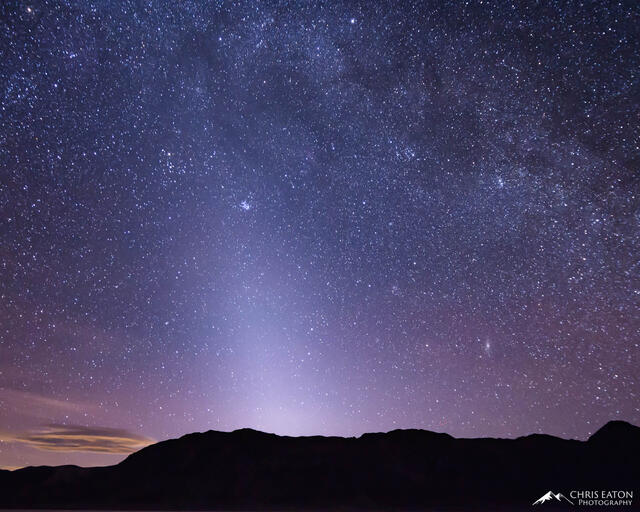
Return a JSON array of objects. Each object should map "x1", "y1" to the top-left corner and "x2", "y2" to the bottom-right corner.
[{"x1": 0, "y1": 420, "x2": 638, "y2": 510}]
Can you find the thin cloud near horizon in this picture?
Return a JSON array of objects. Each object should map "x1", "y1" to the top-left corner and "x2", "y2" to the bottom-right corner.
[{"x1": 8, "y1": 424, "x2": 153, "y2": 454}]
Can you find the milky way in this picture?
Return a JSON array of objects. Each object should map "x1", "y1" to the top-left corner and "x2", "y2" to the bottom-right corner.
[{"x1": 1, "y1": 0, "x2": 639, "y2": 468}]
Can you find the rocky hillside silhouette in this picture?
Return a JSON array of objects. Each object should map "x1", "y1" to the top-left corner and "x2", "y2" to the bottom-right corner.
[{"x1": 1, "y1": 420, "x2": 638, "y2": 510}]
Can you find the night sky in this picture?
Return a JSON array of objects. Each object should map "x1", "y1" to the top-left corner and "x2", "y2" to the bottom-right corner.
[{"x1": 1, "y1": 0, "x2": 639, "y2": 469}]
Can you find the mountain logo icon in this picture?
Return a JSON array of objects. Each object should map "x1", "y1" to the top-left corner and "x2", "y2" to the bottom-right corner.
[{"x1": 532, "y1": 491, "x2": 574, "y2": 505}]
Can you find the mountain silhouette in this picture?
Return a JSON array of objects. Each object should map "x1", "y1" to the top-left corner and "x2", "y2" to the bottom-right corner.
[
  {"x1": 1, "y1": 420, "x2": 638, "y2": 510},
  {"x1": 532, "y1": 490, "x2": 574, "y2": 505}
]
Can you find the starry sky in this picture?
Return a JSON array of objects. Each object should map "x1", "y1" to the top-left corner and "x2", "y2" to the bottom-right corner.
[{"x1": 1, "y1": 0, "x2": 639, "y2": 469}]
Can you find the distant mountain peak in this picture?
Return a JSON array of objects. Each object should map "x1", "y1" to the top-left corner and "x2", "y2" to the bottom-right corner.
[{"x1": 589, "y1": 420, "x2": 640, "y2": 444}]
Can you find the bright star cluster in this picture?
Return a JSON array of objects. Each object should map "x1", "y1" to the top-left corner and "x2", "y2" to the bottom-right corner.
[{"x1": 0, "y1": 0, "x2": 638, "y2": 469}]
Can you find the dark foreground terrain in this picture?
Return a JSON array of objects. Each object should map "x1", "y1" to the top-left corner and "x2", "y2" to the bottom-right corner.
[{"x1": 0, "y1": 421, "x2": 638, "y2": 510}]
